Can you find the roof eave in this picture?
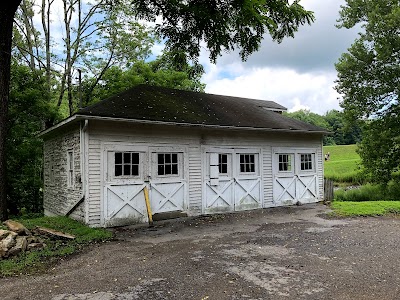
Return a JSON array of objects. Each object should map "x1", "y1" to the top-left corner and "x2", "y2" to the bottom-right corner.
[
  {"x1": 67, "y1": 114, "x2": 329, "y2": 135},
  {"x1": 38, "y1": 115, "x2": 78, "y2": 137}
]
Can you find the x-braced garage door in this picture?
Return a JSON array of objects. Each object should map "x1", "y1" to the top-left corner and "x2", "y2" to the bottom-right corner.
[
  {"x1": 273, "y1": 148, "x2": 319, "y2": 206},
  {"x1": 103, "y1": 145, "x2": 187, "y2": 227},
  {"x1": 204, "y1": 148, "x2": 262, "y2": 214}
]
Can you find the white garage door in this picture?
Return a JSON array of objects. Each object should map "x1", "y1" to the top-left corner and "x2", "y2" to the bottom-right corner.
[
  {"x1": 103, "y1": 145, "x2": 187, "y2": 226},
  {"x1": 204, "y1": 148, "x2": 262, "y2": 214},
  {"x1": 273, "y1": 148, "x2": 319, "y2": 206}
]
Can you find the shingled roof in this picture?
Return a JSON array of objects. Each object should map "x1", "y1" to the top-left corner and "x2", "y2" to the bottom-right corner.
[{"x1": 76, "y1": 84, "x2": 327, "y2": 133}]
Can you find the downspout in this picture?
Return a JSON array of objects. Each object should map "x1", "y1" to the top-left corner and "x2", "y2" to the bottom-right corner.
[{"x1": 80, "y1": 119, "x2": 89, "y2": 223}]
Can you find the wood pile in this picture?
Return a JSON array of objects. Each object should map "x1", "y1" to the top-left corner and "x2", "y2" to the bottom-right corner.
[{"x1": 0, "y1": 220, "x2": 75, "y2": 260}]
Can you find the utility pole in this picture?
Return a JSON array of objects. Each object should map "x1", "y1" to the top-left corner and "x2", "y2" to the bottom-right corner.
[{"x1": 77, "y1": 69, "x2": 82, "y2": 109}]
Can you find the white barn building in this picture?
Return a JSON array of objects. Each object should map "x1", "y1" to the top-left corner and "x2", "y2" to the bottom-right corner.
[{"x1": 41, "y1": 85, "x2": 328, "y2": 227}]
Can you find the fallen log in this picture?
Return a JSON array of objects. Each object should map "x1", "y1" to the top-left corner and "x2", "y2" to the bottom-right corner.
[{"x1": 34, "y1": 227, "x2": 75, "y2": 240}]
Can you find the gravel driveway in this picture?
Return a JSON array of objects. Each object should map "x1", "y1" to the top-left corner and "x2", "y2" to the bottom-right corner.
[{"x1": 2, "y1": 204, "x2": 400, "y2": 300}]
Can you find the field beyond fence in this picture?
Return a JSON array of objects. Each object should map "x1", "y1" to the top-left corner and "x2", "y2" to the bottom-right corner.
[{"x1": 323, "y1": 144, "x2": 364, "y2": 184}]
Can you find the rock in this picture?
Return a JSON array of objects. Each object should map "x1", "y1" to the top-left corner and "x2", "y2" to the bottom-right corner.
[
  {"x1": 3, "y1": 220, "x2": 31, "y2": 236},
  {"x1": 27, "y1": 242, "x2": 46, "y2": 251},
  {"x1": 0, "y1": 247, "x2": 8, "y2": 258},
  {"x1": 8, "y1": 236, "x2": 28, "y2": 257},
  {"x1": 0, "y1": 233, "x2": 17, "y2": 250},
  {"x1": 0, "y1": 229, "x2": 11, "y2": 239},
  {"x1": 35, "y1": 226, "x2": 75, "y2": 240}
]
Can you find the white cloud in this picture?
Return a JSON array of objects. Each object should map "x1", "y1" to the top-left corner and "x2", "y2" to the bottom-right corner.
[
  {"x1": 199, "y1": 0, "x2": 356, "y2": 115},
  {"x1": 204, "y1": 67, "x2": 340, "y2": 114}
]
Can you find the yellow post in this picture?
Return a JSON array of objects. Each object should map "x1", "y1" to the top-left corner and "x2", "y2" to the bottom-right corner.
[{"x1": 143, "y1": 186, "x2": 153, "y2": 227}]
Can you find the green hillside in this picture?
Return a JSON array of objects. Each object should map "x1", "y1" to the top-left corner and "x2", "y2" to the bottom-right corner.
[{"x1": 323, "y1": 144, "x2": 363, "y2": 183}]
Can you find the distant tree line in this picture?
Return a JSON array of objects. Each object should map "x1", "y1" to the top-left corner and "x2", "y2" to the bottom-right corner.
[{"x1": 285, "y1": 109, "x2": 362, "y2": 146}]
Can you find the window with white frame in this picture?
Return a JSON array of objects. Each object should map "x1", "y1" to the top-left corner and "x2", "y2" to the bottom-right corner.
[
  {"x1": 239, "y1": 154, "x2": 255, "y2": 173},
  {"x1": 300, "y1": 153, "x2": 313, "y2": 171},
  {"x1": 67, "y1": 151, "x2": 74, "y2": 187},
  {"x1": 158, "y1": 153, "x2": 178, "y2": 176},
  {"x1": 278, "y1": 154, "x2": 292, "y2": 172},
  {"x1": 115, "y1": 152, "x2": 140, "y2": 177},
  {"x1": 218, "y1": 154, "x2": 228, "y2": 174}
]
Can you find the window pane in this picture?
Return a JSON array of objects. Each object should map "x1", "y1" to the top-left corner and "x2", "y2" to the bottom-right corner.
[
  {"x1": 240, "y1": 164, "x2": 245, "y2": 173},
  {"x1": 158, "y1": 154, "x2": 164, "y2": 164},
  {"x1": 250, "y1": 163, "x2": 255, "y2": 173},
  {"x1": 123, "y1": 165, "x2": 131, "y2": 175},
  {"x1": 124, "y1": 153, "x2": 131, "y2": 163},
  {"x1": 115, "y1": 165, "x2": 122, "y2": 176},
  {"x1": 172, "y1": 164, "x2": 178, "y2": 175},
  {"x1": 172, "y1": 153, "x2": 178, "y2": 163},
  {"x1": 158, "y1": 165, "x2": 164, "y2": 175},
  {"x1": 240, "y1": 155, "x2": 244, "y2": 163},
  {"x1": 132, "y1": 165, "x2": 139, "y2": 176},
  {"x1": 132, "y1": 153, "x2": 139, "y2": 164},
  {"x1": 165, "y1": 154, "x2": 171, "y2": 163},
  {"x1": 165, "y1": 164, "x2": 172, "y2": 175},
  {"x1": 250, "y1": 155, "x2": 254, "y2": 163},
  {"x1": 115, "y1": 152, "x2": 122, "y2": 164},
  {"x1": 221, "y1": 154, "x2": 227, "y2": 163},
  {"x1": 222, "y1": 164, "x2": 227, "y2": 174}
]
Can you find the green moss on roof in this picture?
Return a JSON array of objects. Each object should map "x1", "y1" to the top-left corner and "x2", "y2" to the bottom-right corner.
[{"x1": 77, "y1": 84, "x2": 327, "y2": 133}]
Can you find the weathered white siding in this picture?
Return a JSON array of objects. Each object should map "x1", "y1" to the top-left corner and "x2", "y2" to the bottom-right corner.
[
  {"x1": 83, "y1": 121, "x2": 323, "y2": 227},
  {"x1": 86, "y1": 121, "x2": 202, "y2": 226},
  {"x1": 262, "y1": 146, "x2": 274, "y2": 207},
  {"x1": 43, "y1": 126, "x2": 85, "y2": 221},
  {"x1": 188, "y1": 145, "x2": 203, "y2": 214},
  {"x1": 198, "y1": 131, "x2": 323, "y2": 207},
  {"x1": 87, "y1": 137, "x2": 102, "y2": 226}
]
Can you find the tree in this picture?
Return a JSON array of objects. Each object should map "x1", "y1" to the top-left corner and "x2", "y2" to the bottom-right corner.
[
  {"x1": 1, "y1": 0, "x2": 315, "y2": 219},
  {"x1": 284, "y1": 109, "x2": 335, "y2": 145},
  {"x1": 85, "y1": 53, "x2": 205, "y2": 105},
  {"x1": 14, "y1": 0, "x2": 154, "y2": 116},
  {"x1": 132, "y1": 0, "x2": 314, "y2": 62},
  {"x1": 0, "y1": 1, "x2": 23, "y2": 221},
  {"x1": 325, "y1": 110, "x2": 361, "y2": 145},
  {"x1": 7, "y1": 62, "x2": 55, "y2": 215},
  {"x1": 335, "y1": 0, "x2": 400, "y2": 183}
]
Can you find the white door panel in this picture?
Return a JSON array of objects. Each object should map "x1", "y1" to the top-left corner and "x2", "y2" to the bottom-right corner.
[
  {"x1": 234, "y1": 178, "x2": 262, "y2": 211},
  {"x1": 204, "y1": 149, "x2": 262, "y2": 213},
  {"x1": 103, "y1": 145, "x2": 187, "y2": 226},
  {"x1": 204, "y1": 179, "x2": 234, "y2": 213},
  {"x1": 150, "y1": 182, "x2": 186, "y2": 213},
  {"x1": 273, "y1": 148, "x2": 319, "y2": 205},
  {"x1": 104, "y1": 184, "x2": 148, "y2": 226}
]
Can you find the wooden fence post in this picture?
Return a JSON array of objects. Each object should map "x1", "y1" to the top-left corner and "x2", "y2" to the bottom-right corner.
[{"x1": 324, "y1": 179, "x2": 334, "y2": 204}]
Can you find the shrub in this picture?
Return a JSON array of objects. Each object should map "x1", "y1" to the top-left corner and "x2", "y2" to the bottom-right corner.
[{"x1": 334, "y1": 182, "x2": 400, "y2": 202}]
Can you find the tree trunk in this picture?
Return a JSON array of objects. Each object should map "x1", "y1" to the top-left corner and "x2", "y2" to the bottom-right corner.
[{"x1": 0, "y1": 1, "x2": 22, "y2": 221}]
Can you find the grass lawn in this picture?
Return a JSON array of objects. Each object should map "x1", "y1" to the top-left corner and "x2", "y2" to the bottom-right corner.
[
  {"x1": 323, "y1": 144, "x2": 363, "y2": 183},
  {"x1": 0, "y1": 216, "x2": 112, "y2": 277},
  {"x1": 331, "y1": 201, "x2": 400, "y2": 217}
]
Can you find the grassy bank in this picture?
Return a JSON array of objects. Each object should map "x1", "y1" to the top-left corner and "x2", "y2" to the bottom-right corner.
[
  {"x1": 331, "y1": 201, "x2": 400, "y2": 217},
  {"x1": 0, "y1": 216, "x2": 112, "y2": 277},
  {"x1": 323, "y1": 144, "x2": 364, "y2": 183}
]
